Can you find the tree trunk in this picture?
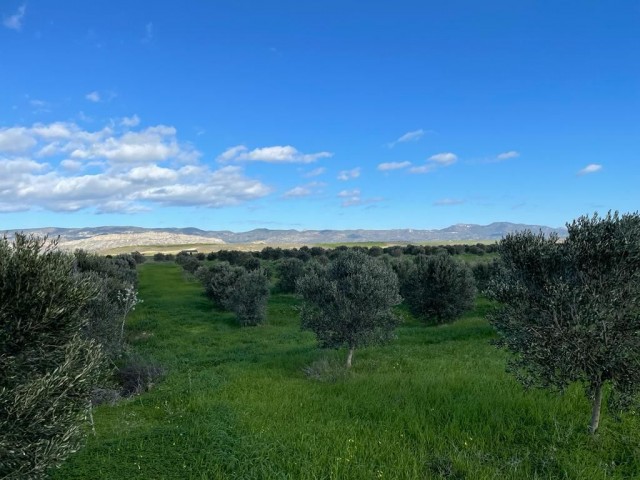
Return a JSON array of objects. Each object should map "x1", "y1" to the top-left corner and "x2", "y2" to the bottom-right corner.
[
  {"x1": 589, "y1": 382, "x2": 603, "y2": 435},
  {"x1": 346, "y1": 347, "x2": 354, "y2": 369}
]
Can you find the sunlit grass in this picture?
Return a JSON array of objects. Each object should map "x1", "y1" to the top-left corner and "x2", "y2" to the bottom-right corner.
[{"x1": 52, "y1": 262, "x2": 640, "y2": 479}]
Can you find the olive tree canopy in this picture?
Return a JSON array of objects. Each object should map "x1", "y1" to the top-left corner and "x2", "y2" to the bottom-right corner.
[
  {"x1": 489, "y1": 212, "x2": 640, "y2": 434},
  {"x1": 297, "y1": 250, "x2": 402, "y2": 368}
]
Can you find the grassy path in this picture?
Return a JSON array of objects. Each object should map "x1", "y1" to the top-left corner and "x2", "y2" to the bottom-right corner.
[{"x1": 53, "y1": 262, "x2": 640, "y2": 479}]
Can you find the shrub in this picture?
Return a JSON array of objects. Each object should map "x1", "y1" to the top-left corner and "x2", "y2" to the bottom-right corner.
[
  {"x1": 0, "y1": 235, "x2": 105, "y2": 479},
  {"x1": 130, "y1": 251, "x2": 146, "y2": 264},
  {"x1": 226, "y1": 269, "x2": 270, "y2": 326},
  {"x1": 175, "y1": 253, "x2": 201, "y2": 274},
  {"x1": 276, "y1": 257, "x2": 306, "y2": 293},
  {"x1": 116, "y1": 354, "x2": 166, "y2": 397},
  {"x1": 403, "y1": 254, "x2": 476, "y2": 323},
  {"x1": 199, "y1": 262, "x2": 245, "y2": 308}
]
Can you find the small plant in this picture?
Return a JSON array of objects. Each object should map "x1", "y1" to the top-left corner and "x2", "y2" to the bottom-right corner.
[{"x1": 117, "y1": 354, "x2": 166, "y2": 396}]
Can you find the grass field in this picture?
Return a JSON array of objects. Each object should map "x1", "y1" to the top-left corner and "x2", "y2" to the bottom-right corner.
[{"x1": 52, "y1": 262, "x2": 640, "y2": 479}]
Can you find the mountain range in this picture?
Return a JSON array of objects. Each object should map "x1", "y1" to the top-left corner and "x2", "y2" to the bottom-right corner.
[{"x1": 1, "y1": 222, "x2": 568, "y2": 250}]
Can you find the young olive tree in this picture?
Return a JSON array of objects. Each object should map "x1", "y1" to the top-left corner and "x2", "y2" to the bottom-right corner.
[
  {"x1": 488, "y1": 212, "x2": 640, "y2": 434},
  {"x1": 297, "y1": 250, "x2": 402, "y2": 368},
  {"x1": 403, "y1": 254, "x2": 476, "y2": 324},
  {"x1": 226, "y1": 269, "x2": 270, "y2": 326},
  {"x1": 0, "y1": 235, "x2": 105, "y2": 479},
  {"x1": 276, "y1": 257, "x2": 306, "y2": 293},
  {"x1": 196, "y1": 261, "x2": 245, "y2": 308}
]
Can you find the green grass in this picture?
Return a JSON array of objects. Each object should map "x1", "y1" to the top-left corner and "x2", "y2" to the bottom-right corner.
[{"x1": 52, "y1": 263, "x2": 640, "y2": 479}]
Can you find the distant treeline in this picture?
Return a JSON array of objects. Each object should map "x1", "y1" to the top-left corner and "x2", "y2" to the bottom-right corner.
[{"x1": 153, "y1": 242, "x2": 497, "y2": 264}]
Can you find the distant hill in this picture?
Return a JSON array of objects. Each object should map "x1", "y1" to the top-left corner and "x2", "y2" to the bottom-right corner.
[{"x1": 1, "y1": 222, "x2": 567, "y2": 251}]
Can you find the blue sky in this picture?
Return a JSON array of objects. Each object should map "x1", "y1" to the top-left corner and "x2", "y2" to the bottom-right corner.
[{"x1": 1, "y1": 1, "x2": 638, "y2": 231}]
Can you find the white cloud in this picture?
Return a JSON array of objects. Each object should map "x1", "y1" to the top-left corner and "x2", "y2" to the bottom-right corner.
[
  {"x1": 336, "y1": 189, "x2": 382, "y2": 207},
  {"x1": 135, "y1": 166, "x2": 272, "y2": 207},
  {"x1": 3, "y1": 4, "x2": 26, "y2": 31},
  {"x1": 69, "y1": 125, "x2": 198, "y2": 164},
  {"x1": 283, "y1": 181, "x2": 326, "y2": 198},
  {"x1": 409, "y1": 152, "x2": 458, "y2": 174},
  {"x1": 578, "y1": 164, "x2": 602, "y2": 176},
  {"x1": 0, "y1": 120, "x2": 272, "y2": 213},
  {"x1": 388, "y1": 129, "x2": 425, "y2": 147},
  {"x1": 409, "y1": 164, "x2": 437, "y2": 174},
  {"x1": 433, "y1": 198, "x2": 465, "y2": 206},
  {"x1": 428, "y1": 152, "x2": 457, "y2": 165},
  {"x1": 60, "y1": 159, "x2": 83, "y2": 171},
  {"x1": 126, "y1": 164, "x2": 179, "y2": 183},
  {"x1": 496, "y1": 150, "x2": 520, "y2": 161},
  {"x1": 85, "y1": 91, "x2": 101, "y2": 103},
  {"x1": 218, "y1": 144, "x2": 332, "y2": 164},
  {"x1": 0, "y1": 127, "x2": 37, "y2": 152},
  {"x1": 120, "y1": 115, "x2": 141, "y2": 127},
  {"x1": 283, "y1": 186, "x2": 312, "y2": 198},
  {"x1": 377, "y1": 161, "x2": 411, "y2": 171},
  {"x1": 337, "y1": 167, "x2": 361, "y2": 181},
  {"x1": 303, "y1": 167, "x2": 326, "y2": 178}
]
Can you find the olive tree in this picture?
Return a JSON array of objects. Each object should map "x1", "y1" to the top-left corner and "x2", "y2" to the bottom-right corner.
[
  {"x1": 0, "y1": 235, "x2": 105, "y2": 479},
  {"x1": 403, "y1": 254, "x2": 476, "y2": 323},
  {"x1": 297, "y1": 250, "x2": 402, "y2": 368},
  {"x1": 488, "y1": 212, "x2": 640, "y2": 434},
  {"x1": 196, "y1": 261, "x2": 245, "y2": 308},
  {"x1": 276, "y1": 257, "x2": 306, "y2": 293},
  {"x1": 226, "y1": 269, "x2": 270, "y2": 326}
]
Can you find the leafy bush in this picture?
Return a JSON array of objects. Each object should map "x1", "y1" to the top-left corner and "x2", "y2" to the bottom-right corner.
[
  {"x1": 276, "y1": 257, "x2": 306, "y2": 293},
  {"x1": 116, "y1": 354, "x2": 166, "y2": 397},
  {"x1": 175, "y1": 253, "x2": 202, "y2": 274},
  {"x1": 471, "y1": 259, "x2": 501, "y2": 293},
  {"x1": 197, "y1": 262, "x2": 245, "y2": 308},
  {"x1": 403, "y1": 254, "x2": 476, "y2": 323},
  {"x1": 130, "y1": 251, "x2": 146, "y2": 264},
  {"x1": 226, "y1": 269, "x2": 270, "y2": 326},
  {"x1": 297, "y1": 250, "x2": 401, "y2": 368},
  {"x1": 0, "y1": 235, "x2": 105, "y2": 479}
]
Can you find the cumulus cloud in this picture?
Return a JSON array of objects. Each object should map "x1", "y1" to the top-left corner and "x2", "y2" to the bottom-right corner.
[
  {"x1": 337, "y1": 167, "x2": 361, "y2": 181},
  {"x1": 0, "y1": 120, "x2": 272, "y2": 213},
  {"x1": 428, "y1": 152, "x2": 457, "y2": 165},
  {"x1": 85, "y1": 91, "x2": 101, "y2": 102},
  {"x1": 377, "y1": 161, "x2": 411, "y2": 171},
  {"x1": 283, "y1": 186, "x2": 312, "y2": 198},
  {"x1": 283, "y1": 181, "x2": 326, "y2": 198},
  {"x1": 433, "y1": 198, "x2": 465, "y2": 206},
  {"x1": 3, "y1": 4, "x2": 26, "y2": 31},
  {"x1": 218, "y1": 144, "x2": 332, "y2": 164},
  {"x1": 578, "y1": 164, "x2": 602, "y2": 176},
  {"x1": 409, "y1": 152, "x2": 457, "y2": 174},
  {"x1": 388, "y1": 129, "x2": 425, "y2": 147},
  {"x1": 0, "y1": 127, "x2": 37, "y2": 152},
  {"x1": 496, "y1": 150, "x2": 520, "y2": 161},
  {"x1": 120, "y1": 115, "x2": 141, "y2": 127}
]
